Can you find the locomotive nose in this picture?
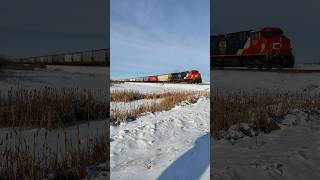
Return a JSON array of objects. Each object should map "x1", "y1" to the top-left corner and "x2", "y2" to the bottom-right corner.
[
  {"x1": 281, "y1": 36, "x2": 291, "y2": 49},
  {"x1": 272, "y1": 36, "x2": 291, "y2": 50}
]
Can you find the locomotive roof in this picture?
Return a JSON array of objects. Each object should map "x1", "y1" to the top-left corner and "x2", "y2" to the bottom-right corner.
[
  {"x1": 254, "y1": 27, "x2": 283, "y2": 32},
  {"x1": 212, "y1": 27, "x2": 283, "y2": 36},
  {"x1": 212, "y1": 30, "x2": 252, "y2": 36}
]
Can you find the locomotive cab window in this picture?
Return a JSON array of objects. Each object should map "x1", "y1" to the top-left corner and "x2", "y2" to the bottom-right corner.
[
  {"x1": 262, "y1": 30, "x2": 283, "y2": 38},
  {"x1": 251, "y1": 32, "x2": 259, "y2": 39}
]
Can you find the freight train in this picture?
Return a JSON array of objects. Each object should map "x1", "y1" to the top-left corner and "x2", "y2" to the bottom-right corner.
[
  {"x1": 119, "y1": 70, "x2": 202, "y2": 83},
  {"x1": 211, "y1": 27, "x2": 294, "y2": 69},
  {"x1": 15, "y1": 49, "x2": 109, "y2": 66}
]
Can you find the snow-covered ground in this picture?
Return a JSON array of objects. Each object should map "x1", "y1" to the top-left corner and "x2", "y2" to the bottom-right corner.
[
  {"x1": 111, "y1": 82, "x2": 210, "y2": 94},
  {"x1": 110, "y1": 83, "x2": 210, "y2": 180},
  {"x1": 212, "y1": 67, "x2": 320, "y2": 180},
  {"x1": 0, "y1": 65, "x2": 108, "y2": 91},
  {"x1": 294, "y1": 64, "x2": 320, "y2": 70},
  {"x1": 212, "y1": 68, "x2": 320, "y2": 93},
  {"x1": 212, "y1": 111, "x2": 320, "y2": 180}
]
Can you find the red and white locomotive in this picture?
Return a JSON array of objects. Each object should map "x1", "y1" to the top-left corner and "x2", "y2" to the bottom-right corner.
[
  {"x1": 183, "y1": 70, "x2": 202, "y2": 83},
  {"x1": 211, "y1": 27, "x2": 294, "y2": 69}
]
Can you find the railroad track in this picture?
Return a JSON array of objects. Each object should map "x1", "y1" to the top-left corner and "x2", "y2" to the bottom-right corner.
[{"x1": 211, "y1": 68, "x2": 320, "y2": 73}]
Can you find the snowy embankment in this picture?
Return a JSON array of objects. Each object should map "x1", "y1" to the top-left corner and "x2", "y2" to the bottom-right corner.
[
  {"x1": 110, "y1": 83, "x2": 210, "y2": 180},
  {"x1": 212, "y1": 110, "x2": 320, "y2": 180},
  {"x1": 111, "y1": 97, "x2": 210, "y2": 180}
]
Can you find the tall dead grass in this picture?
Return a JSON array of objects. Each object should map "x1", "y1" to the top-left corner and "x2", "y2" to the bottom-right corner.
[
  {"x1": 0, "y1": 127, "x2": 109, "y2": 179},
  {"x1": 111, "y1": 90, "x2": 151, "y2": 102},
  {"x1": 0, "y1": 87, "x2": 109, "y2": 179},
  {"x1": 0, "y1": 87, "x2": 108, "y2": 129},
  {"x1": 111, "y1": 91, "x2": 207, "y2": 125},
  {"x1": 111, "y1": 90, "x2": 194, "y2": 102},
  {"x1": 212, "y1": 91, "x2": 320, "y2": 138}
]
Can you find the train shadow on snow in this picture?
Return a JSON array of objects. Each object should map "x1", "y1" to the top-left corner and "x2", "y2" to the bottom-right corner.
[{"x1": 157, "y1": 133, "x2": 210, "y2": 180}]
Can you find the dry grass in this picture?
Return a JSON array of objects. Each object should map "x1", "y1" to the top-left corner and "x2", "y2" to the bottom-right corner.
[
  {"x1": 111, "y1": 91, "x2": 207, "y2": 125},
  {"x1": 111, "y1": 90, "x2": 151, "y2": 102},
  {"x1": 0, "y1": 87, "x2": 108, "y2": 129},
  {"x1": 0, "y1": 127, "x2": 109, "y2": 179},
  {"x1": 111, "y1": 90, "x2": 193, "y2": 102},
  {"x1": 212, "y1": 91, "x2": 320, "y2": 138},
  {"x1": 0, "y1": 87, "x2": 109, "y2": 179}
]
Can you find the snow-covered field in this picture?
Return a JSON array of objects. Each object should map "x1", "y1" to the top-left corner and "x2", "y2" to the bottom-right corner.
[
  {"x1": 212, "y1": 67, "x2": 320, "y2": 93},
  {"x1": 0, "y1": 65, "x2": 108, "y2": 91},
  {"x1": 111, "y1": 82, "x2": 210, "y2": 94},
  {"x1": 294, "y1": 64, "x2": 320, "y2": 70},
  {"x1": 212, "y1": 67, "x2": 320, "y2": 180},
  {"x1": 110, "y1": 82, "x2": 210, "y2": 180}
]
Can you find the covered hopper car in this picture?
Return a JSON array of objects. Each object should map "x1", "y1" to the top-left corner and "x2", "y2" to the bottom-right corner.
[
  {"x1": 211, "y1": 27, "x2": 294, "y2": 69},
  {"x1": 120, "y1": 70, "x2": 202, "y2": 83},
  {"x1": 16, "y1": 49, "x2": 109, "y2": 66}
]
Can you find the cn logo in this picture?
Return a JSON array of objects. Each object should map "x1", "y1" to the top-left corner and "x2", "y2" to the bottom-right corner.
[{"x1": 272, "y1": 43, "x2": 281, "y2": 49}]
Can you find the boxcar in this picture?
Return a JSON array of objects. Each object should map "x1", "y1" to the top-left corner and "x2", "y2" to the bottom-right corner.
[
  {"x1": 72, "y1": 53, "x2": 82, "y2": 64},
  {"x1": 82, "y1": 51, "x2": 93, "y2": 65},
  {"x1": 47, "y1": 56, "x2": 53, "y2": 64},
  {"x1": 135, "y1": 77, "x2": 144, "y2": 82},
  {"x1": 157, "y1": 74, "x2": 171, "y2": 82},
  {"x1": 93, "y1": 49, "x2": 107, "y2": 65},
  {"x1": 65, "y1": 54, "x2": 73, "y2": 64},
  {"x1": 57, "y1": 55, "x2": 65, "y2": 64},
  {"x1": 143, "y1": 76, "x2": 149, "y2": 82},
  {"x1": 148, "y1": 76, "x2": 158, "y2": 82}
]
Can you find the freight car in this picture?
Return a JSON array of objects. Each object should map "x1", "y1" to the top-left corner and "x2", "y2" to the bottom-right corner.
[
  {"x1": 121, "y1": 70, "x2": 202, "y2": 84},
  {"x1": 211, "y1": 27, "x2": 294, "y2": 69}
]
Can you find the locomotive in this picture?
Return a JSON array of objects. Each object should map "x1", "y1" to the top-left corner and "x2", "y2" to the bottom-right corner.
[
  {"x1": 211, "y1": 27, "x2": 294, "y2": 69},
  {"x1": 120, "y1": 70, "x2": 202, "y2": 83}
]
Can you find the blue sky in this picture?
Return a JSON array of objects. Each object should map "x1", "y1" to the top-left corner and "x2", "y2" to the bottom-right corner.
[{"x1": 110, "y1": 0, "x2": 210, "y2": 81}]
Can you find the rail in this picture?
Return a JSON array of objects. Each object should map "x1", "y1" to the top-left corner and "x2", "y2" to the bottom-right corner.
[{"x1": 211, "y1": 67, "x2": 320, "y2": 73}]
